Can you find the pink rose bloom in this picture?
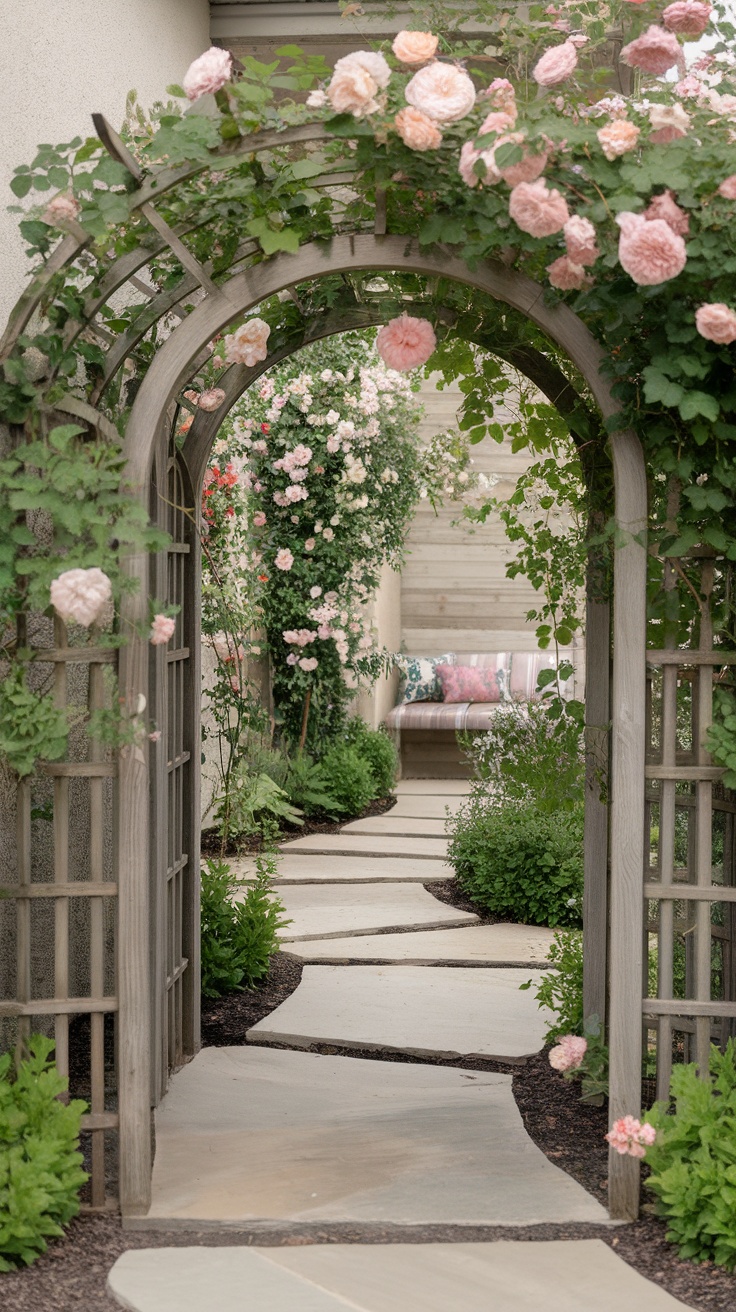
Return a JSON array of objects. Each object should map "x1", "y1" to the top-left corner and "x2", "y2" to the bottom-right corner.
[
  {"x1": 675, "y1": 74, "x2": 704, "y2": 97},
  {"x1": 459, "y1": 140, "x2": 502, "y2": 188},
  {"x1": 404, "y1": 62, "x2": 476, "y2": 124},
  {"x1": 597, "y1": 119, "x2": 640, "y2": 160},
  {"x1": 479, "y1": 110, "x2": 517, "y2": 134},
  {"x1": 394, "y1": 107, "x2": 442, "y2": 150},
  {"x1": 318, "y1": 624, "x2": 332, "y2": 640},
  {"x1": 42, "y1": 193, "x2": 81, "y2": 226},
  {"x1": 564, "y1": 215, "x2": 599, "y2": 265},
  {"x1": 286, "y1": 653, "x2": 299, "y2": 666},
  {"x1": 533, "y1": 41, "x2": 578, "y2": 86},
  {"x1": 548, "y1": 1034, "x2": 587, "y2": 1071},
  {"x1": 509, "y1": 179, "x2": 569, "y2": 237},
  {"x1": 695, "y1": 303, "x2": 736, "y2": 344},
  {"x1": 605, "y1": 1115, "x2": 657, "y2": 1158},
  {"x1": 662, "y1": 1, "x2": 712, "y2": 35},
  {"x1": 616, "y1": 211, "x2": 687, "y2": 284},
  {"x1": 483, "y1": 77, "x2": 516, "y2": 114},
  {"x1": 376, "y1": 313, "x2": 437, "y2": 370},
  {"x1": 620, "y1": 26, "x2": 682, "y2": 76},
  {"x1": 282, "y1": 630, "x2": 300, "y2": 644},
  {"x1": 649, "y1": 102, "x2": 690, "y2": 142},
  {"x1": 643, "y1": 190, "x2": 689, "y2": 236},
  {"x1": 223, "y1": 317, "x2": 271, "y2": 367},
  {"x1": 304, "y1": 538, "x2": 316, "y2": 551},
  {"x1": 291, "y1": 444, "x2": 313, "y2": 466},
  {"x1": 327, "y1": 51, "x2": 390, "y2": 116},
  {"x1": 546, "y1": 256, "x2": 590, "y2": 290},
  {"x1": 148, "y1": 730, "x2": 162, "y2": 743},
  {"x1": 183, "y1": 47, "x2": 233, "y2": 101},
  {"x1": 150, "y1": 614, "x2": 176, "y2": 646},
  {"x1": 198, "y1": 388, "x2": 226, "y2": 412},
  {"x1": 310, "y1": 586, "x2": 322, "y2": 599},
  {"x1": 252, "y1": 511, "x2": 267, "y2": 527},
  {"x1": 50, "y1": 567, "x2": 112, "y2": 627},
  {"x1": 392, "y1": 30, "x2": 439, "y2": 64},
  {"x1": 499, "y1": 141, "x2": 548, "y2": 188},
  {"x1": 274, "y1": 548, "x2": 294, "y2": 571},
  {"x1": 718, "y1": 175, "x2": 736, "y2": 199},
  {"x1": 299, "y1": 656, "x2": 319, "y2": 672}
]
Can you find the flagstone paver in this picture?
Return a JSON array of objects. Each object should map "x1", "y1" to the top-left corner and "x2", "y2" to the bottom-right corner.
[
  {"x1": 389, "y1": 794, "x2": 464, "y2": 819},
  {"x1": 280, "y1": 833, "x2": 449, "y2": 859},
  {"x1": 283, "y1": 922, "x2": 554, "y2": 965},
  {"x1": 143, "y1": 1048, "x2": 606, "y2": 1225},
  {"x1": 340, "y1": 814, "x2": 449, "y2": 838},
  {"x1": 395, "y1": 779, "x2": 471, "y2": 795},
  {"x1": 108, "y1": 1242, "x2": 695, "y2": 1312},
  {"x1": 227, "y1": 853, "x2": 452, "y2": 883},
  {"x1": 248, "y1": 964, "x2": 551, "y2": 1060},
  {"x1": 258, "y1": 883, "x2": 477, "y2": 942}
]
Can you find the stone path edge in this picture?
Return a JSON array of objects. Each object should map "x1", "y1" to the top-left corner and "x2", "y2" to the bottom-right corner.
[
  {"x1": 244, "y1": 1034, "x2": 536, "y2": 1065},
  {"x1": 119, "y1": 1217, "x2": 622, "y2": 1234}
]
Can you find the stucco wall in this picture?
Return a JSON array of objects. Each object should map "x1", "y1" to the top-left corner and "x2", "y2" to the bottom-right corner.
[{"x1": 0, "y1": 0, "x2": 210, "y2": 325}]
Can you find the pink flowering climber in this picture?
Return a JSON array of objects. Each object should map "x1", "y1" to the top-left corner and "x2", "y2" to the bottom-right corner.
[
  {"x1": 376, "y1": 314, "x2": 437, "y2": 370},
  {"x1": 620, "y1": 26, "x2": 682, "y2": 76},
  {"x1": 605, "y1": 1116, "x2": 657, "y2": 1158},
  {"x1": 274, "y1": 548, "x2": 294, "y2": 571},
  {"x1": 597, "y1": 119, "x2": 640, "y2": 160},
  {"x1": 394, "y1": 107, "x2": 442, "y2": 151},
  {"x1": 643, "y1": 190, "x2": 689, "y2": 236},
  {"x1": 42, "y1": 193, "x2": 81, "y2": 226},
  {"x1": 662, "y1": 1, "x2": 712, "y2": 35},
  {"x1": 546, "y1": 256, "x2": 590, "y2": 291},
  {"x1": 198, "y1": 388, "x2": 226, "y2": 412},
  {"x1": 509, "y1": 179, "x2": 569, "y2": 237},
  {"x1": 50, "y1": 568, "x2": 112, "y2": 628},
  {"x1": 404, "y1": 62, "x2": 476, "y2": 123},
  {"x1": 223, "y1": 318, "x2": 271, "y2": 367},
  {"x1": 718, "y1": 175, "x2": 736, "y2": 199},
  {"x1": 695, "y1": 303, "x2": 736, "y2": 344},
  {"x1": 564, "y1": 215, "x2": 599, "y2": 266},
  {"x1": 616, "y1": 211, "x2": 687, "y2": 285},
  {"x1": 392, "y1": 30, "x2": 439, "y2": 64},
  {"x1": 533, "y1": 41, "x2": 578, "y2": 86},
  {"x1": 150, "y1": 614, "x2": 176, "y2": 646},
  {"x1": 183, "y1": 47, "x2": 233, "y2": 101},
  {"x1": 548, "y1": 1034, "x2": 588, "y2": 1070}
]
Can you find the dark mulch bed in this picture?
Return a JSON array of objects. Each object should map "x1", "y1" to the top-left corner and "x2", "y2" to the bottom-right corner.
[
  {"x1": 427, "y1": 877, "x2": 506, "y2": 925},
  {"x1": 200, "y1": 792, "x2": 397, "y2": 858},
  {"x1": 200, "y1": 953, "x2": 303, "y2": 1046}
]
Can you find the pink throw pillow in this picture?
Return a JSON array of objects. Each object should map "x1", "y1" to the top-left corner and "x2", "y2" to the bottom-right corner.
[{"x1": 436, "y1": 664, "x2": 502, "y2": 704}]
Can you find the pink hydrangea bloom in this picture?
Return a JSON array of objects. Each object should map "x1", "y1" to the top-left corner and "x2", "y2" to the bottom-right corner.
[
  {"x1": 533, "y1": 41, "x2": 578, "y2": 86},
  {"x1": 564, "y1": 215, "x2": 599, "y2": 265},
  {"x1": 404, "y1": 62, "x2": 476, "y2": 124},
  {"x1": 695, "y1": 303, "x2": 736, "y2": 343},
  {"x1": 223, "y1": 318, "x2": 271, "y2": 367},
  {"x1": 50, "y1": 567, "x2": 112, "y2": 627},
  {"x1": 509, "y1": 179, "x2": 569, "y2": 237},
  {"x1": 718, "y1": 175, "x2": 736, "y2": 199},
  {"x1": 605, "y1": 1115, "x2": 657, "y2": 1158},
  {"x1": 548, "y1": 1034, "x2": 588, "y2": 1070},
  {"x1": 150, "y1": 614, "x2": 176, "y2": 646},
  {"x1": 546, "y1": 256, "x2": 590, "y2": 290},
  {"x1": 42, "y1": 193, "x2": 81, "y2": 226},
  {"x1": 376, "y1": 314, "x2": 437, "y2": 370},
  {"x1": 183, "y1": 47, "x2": 233, "y2": 101},
  {"x1": 392, "y1": 30, "x2": 438, "y2": 64},
  {"x1": 597, "y1": 119, "x2": 640, "y2": 160},
  {"x1": 252, "y1": 511, "x2": 267, "y2": 527},
  {"x1": 198, "y1": 388, "x2": 226, "y2": 412},
  {"x1": 643, "y1": 190, "x2": 689, "y2": 236},
  {"x1": 275, "y1": 548, "x2": 294, "y2": 571},
  {"x1": 616, "y1": 211, "x2": 687, "y2": 285},
  {"x1": 394, "y1": 107, "x2": 442, "y2": 150},
  {"x1": 620, "y1": 26, "x2": 682, "y2": 76},
  {"x1": 662, "y1": 1, "x2": 712, "y2": 35}
]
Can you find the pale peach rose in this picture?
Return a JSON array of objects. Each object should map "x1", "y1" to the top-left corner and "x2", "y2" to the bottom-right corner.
[
  {"x1": 275, "y1": 548, "x2": 295, "y2": 571},
  {"x1": 183, "y1": 47, "x2": 232, "y2": 101},
  {"x1": 392, "y1": 30, "x2": 438, "y2": 64},
  {"x1": 394, "y1": 107, "x2": 442, "y2": 151},
  {"x1": 533, "y1": 41, "x2": 578, "y2": 86},
  {"x1": 718, "y1": 175, "x2": 736, "y2": 199},
  {"x1": 50, "y1": 568, "x2": 112, "y2": 627},
  {"x1": 509, "y1": 179, "x2": 569, "y2": 237},
  {"x1": 564, "y1": 214, "x2": 599, "y2": 265},
  {"x1": 616, "y1": 211, "x2": 687, "y2": 285},
  {"x1": 499, "y1": 139, "x2": 548, "y2": 188},
  {"x1": 620, "y1": 26, "x2": 682, "y2": 75},
  {"x1": 695, "y1": 303, "x2": 736, "y2": 343},
  {"x1": 404, "y1": 62, "x2": 476, "y2": 123},
  {"x1": 643, "y1": 190, "x2": 689, "y2": 236},
  {"x1": 376, "y1": 314, "x2": 437, "y2": 370},
  {"x1": 546, "y1": 255, "x2": 590, "y2": 290},
  {"x1": 198, "y1": 388, "x2": 226, "y2": 412},
  {"x1": 327, "y1": 51, "x2": 391, "y2": 116},
  {"x1": 662, "y1": 1, "x2": 712, "y2": 35},
  {"x1": 223, "y1": 317, "x2": 270, "y2": 367},
  {"x1": 597, "y1": 119, "x2": 640, "y2": 160},
  {"x1": 306, "y1": 89, "x2": 328, "y2": 109},
  {"x1": 478, "y1": 109, "x2": 517, "y2": 134},
  {"x1": 649, "y1": 102, "x2": 690, "y2": 142},
  {"x1": 150, "y1": 614, "x2": 176, "y2": 646},
  {"x1": 42, "y1": 193, "x2": 80, "y2": 226}
]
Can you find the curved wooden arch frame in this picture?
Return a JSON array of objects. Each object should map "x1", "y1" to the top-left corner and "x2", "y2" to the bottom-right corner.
[{"x1": 114, "y1": 233, "x2": 646, "y2": 1221}]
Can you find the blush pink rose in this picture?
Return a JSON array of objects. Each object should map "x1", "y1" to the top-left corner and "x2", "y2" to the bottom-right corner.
[
  {"x1": 616, "y1": 211, "x2": 687, "y2": 285},
  {"x1": 662, "y1": 1, "x2": 712, "y2": 35},
  {"x1": 620, "y1": 26, "x2": 682, "y2": 75},
  {"x1": 548, "y1": 1034, "x2": 587, "y2": 1071},
  {"x1": 483, "y1": 77, "x2": 516, "y2": 114},
  {"x1": 304, "y1": 538, "x2": 316, "y2": 551},
  {"x1": 394, "y1": 106, "x2": 442, "y2": 150},
  {"x1": 42, "y1": 193, "x2": 81, "y2": 226},
  {"x1": 392, "y1": 30, "x2": 439, "y2": 64},
  {"x1": 492, "y1": 134, "x2": 548, "y2": 187},
  {"x1": 299, "y1": 656, "x2": 319, "y2": 672},
  {"x1": 597, "y1": 119, "x2": 640, "y2": 160},
  {"x1": 183, "y1": 47, "x2": 233, "y2": 101},
  {"x1": 252, "y1": 511, "x2": 267, "y2": 527},
  {"x1": 275, "y1": 548, "x2": 294, "y2": 571},
  {"x1": 327, "y1": 51, "x2": 391, "y2": 116},
  {"x1": 649, "y1": 102, "x2": 690, "y2": 142},
  {"x1": 643, "y1": 190, "x2": 689, "y2": 236},
  {"x1": 546, "y1": 256, "x2": 590, "y2": 290},
  {"x1": 198, "y1": 388, "x2": 226, "y2": 412},
  {"x1": 459, "y1": 140, "x2": 502, "y2": 187},
  {"x1": 478, "y1": 110, "x2": 517, "y2": 134},
  {"x1": 718, "y1": 175, "x2": 736, "y2": 199},
  {"x1": 223, "y1": 317, "x2": 270, "y2": 367},
  {"x1": 533, "y1": 41, "x2": 578, "y2": 86},
  {"x1": 509, "y1": 179, "x2": 569, "y2": 237},
  {"x1": 695, "y1": 303, "x2": 736, "y2": 344},
  {"x1": 564, "y1": 215, "x2": 599, "y2": 265},
  {"x1": 376, "y1": 313, "x2": 437, "y2": 370},
  {"x1": 150, "y1": 614, "x2": 176, "y2": 646},
  {"x1": 50, "y1": 567, "x2": 112, "y2": 627},
  {"x1": 605, "y1": 1116, "x2": 657, "y2": 1158},
  {"x1": 404, "y1": 62, "x2": 476, "y2": 123}
]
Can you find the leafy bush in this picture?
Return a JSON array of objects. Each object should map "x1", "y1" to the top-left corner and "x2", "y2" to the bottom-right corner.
[
  {"x1": 318, "y1": 742, "x2": 377, "y2": 815},
  {"x1": 214, "y1": 766, "x2": 303, "y2": 843},
  {"x1": 448, "y1": 798, "x2": 584, "y2": 927},
  {"x1": 200, "y1": 852, "x2": 289, "y2": 997},
  {"x1": 281, "y1": 751, "x2": 340, "y2": 817},
  {"x1": 0, "y1": 1036, "x2": 88, "y2": 1271},
  {"x1": 343, "y1": 717, "x2": 397, "y2": 798},
  {"x1": 460, "y1": 699, "x2": 584, "y2": 813},
  {"x1": 522, "y1": 928, "x2": 584, "y2": 1041},
  {"x1": 644, "y1": 1041, "x2": 736, "y2": 1269}
]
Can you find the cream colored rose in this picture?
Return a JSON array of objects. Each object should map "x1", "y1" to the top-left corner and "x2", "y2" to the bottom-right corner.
[
  {"x1": 394, "y1": 107, "x2": 442, "y2": 150},
  {"x1": 404, "y1": 61, "x2": 476, "y2": 124},
  {"x1": 327, "y1": 51, "x2": 391, "y2": 117},
  {"x1": 392, "y1": 30, "x2": 439, "y2": 64}
]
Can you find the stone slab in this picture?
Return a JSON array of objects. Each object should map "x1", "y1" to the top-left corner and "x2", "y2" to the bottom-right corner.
[
  {"x1": 389, "y1": 795, "x2": 464, "y2": 819},
  {"x1": 280, "y1": 834, "x2": 449, "y2": 860},
  {"x1": 341, "y1": 815, "x2": 449, "y2": 838},
  {"x1": 283, "y1": 922, "x2": 555, "y2": 966},
  {"x1": 258, "y1": 883, "x2": 477, "y2": 942},
  {"x1": 142, "y1": 1047, "x2": 606, "y2": 1225},
  {"x1": 395, "y1": 779, "x2": 471, "y2": 795},
  {"x1": 227, "y1": 853, "x2": 452, "y2": 883},
  {"x1": 248, "y1": 964, "x2": 551, "y2": 1061}
]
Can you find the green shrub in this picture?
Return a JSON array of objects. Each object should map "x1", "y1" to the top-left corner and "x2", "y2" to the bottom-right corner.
[
  {"x1": 0, "y1": 1036, "x2": 88, "y2": 1271},
  {"x1": 318, "y1": 742, "x2": 376, "y2": 815},
  {"x1": 460, "y1": 700, "x2": 584, "y2": 813},
  {"x1": 343, "y1": 718, "x2": 398, "y2": 798},
  {"x1": 448, "y1": 798, "x2": 584, "y2": 927},
  {"x1": 282, "y1": 752, "x2": 341, "y2": 817},
  {"x1": 521, "y1": 928, "x2": 584, "y2": 1041},
  {"x1": 644, "y1": 1041, "x2": 736, "y2": 1269},
  {"x1": 201, "y1": 853, "x2": 289, "y2": 997}
]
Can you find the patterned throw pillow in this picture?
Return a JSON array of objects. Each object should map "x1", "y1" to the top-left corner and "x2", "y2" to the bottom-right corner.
[
  {"x1": 435, "y1": 663, "x2": 503, "y2": 704},
  {"x1": 394, "y1": 653, "x2": 456, "y2": 703}
]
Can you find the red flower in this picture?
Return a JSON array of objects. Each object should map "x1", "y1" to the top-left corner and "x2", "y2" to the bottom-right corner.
[
  {"x1": 225, "y1": 506, "x2": 235, "y2": 517},
  {"x1": 258, "y1": 573, "x2": 269, "y2": 582},
  {"x1": 261, "y1": 423, "x2": 270, "y2": 433}
]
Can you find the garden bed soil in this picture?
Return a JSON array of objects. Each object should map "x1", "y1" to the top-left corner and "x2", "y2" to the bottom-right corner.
[{"x1": 200, "y1": 791, "x2": 397, "y2": 858}]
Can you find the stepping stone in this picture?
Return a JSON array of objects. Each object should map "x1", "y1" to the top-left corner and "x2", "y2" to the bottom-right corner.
[
  {"x1": 341, "y1": 815, "x2": 448, "y2": 838},
  {"x1": 395, "y1": 779, "x2": 471, "y2": 795},
  {"x1": 257, "y1": 883, "x2": 477, "y2": 942},
  {"x1": 281, "y1": 834, "x2": 448, "y2": 860},
  {"x1": 141, "y1": 1047, "x2": 607, "y2": 1225},
  {"x1": 390, "y1": 795, "x2": 464, "y2": 819},
  {"x1": 283, "y1": 922, "x2": 555, "y2": 966},
  {"x1": 248, "y1": 964, "x2": 551, "y2": 1061},
  {"x1": 227, "y1": 853, "x2": 452, "y2": 883}
]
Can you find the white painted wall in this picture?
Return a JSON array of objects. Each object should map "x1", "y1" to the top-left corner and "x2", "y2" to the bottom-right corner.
[{"x1": 0, "y1": 0, "x2": 210, "y2": 324}]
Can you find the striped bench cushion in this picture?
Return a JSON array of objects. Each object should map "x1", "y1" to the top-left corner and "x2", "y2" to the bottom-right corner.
[{"x1": 384, "y1": 701, "x2": 510, "y2": 732}]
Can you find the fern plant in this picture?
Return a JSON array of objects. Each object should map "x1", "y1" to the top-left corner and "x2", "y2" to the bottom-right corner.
[{"x1": 214, "y1": 766, "x2": 303, "y2": 843}]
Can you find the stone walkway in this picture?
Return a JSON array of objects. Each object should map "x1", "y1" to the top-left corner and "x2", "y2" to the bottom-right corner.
[{"x1": 109, "y1": 781, "x2": 695, "y2": 1310}]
